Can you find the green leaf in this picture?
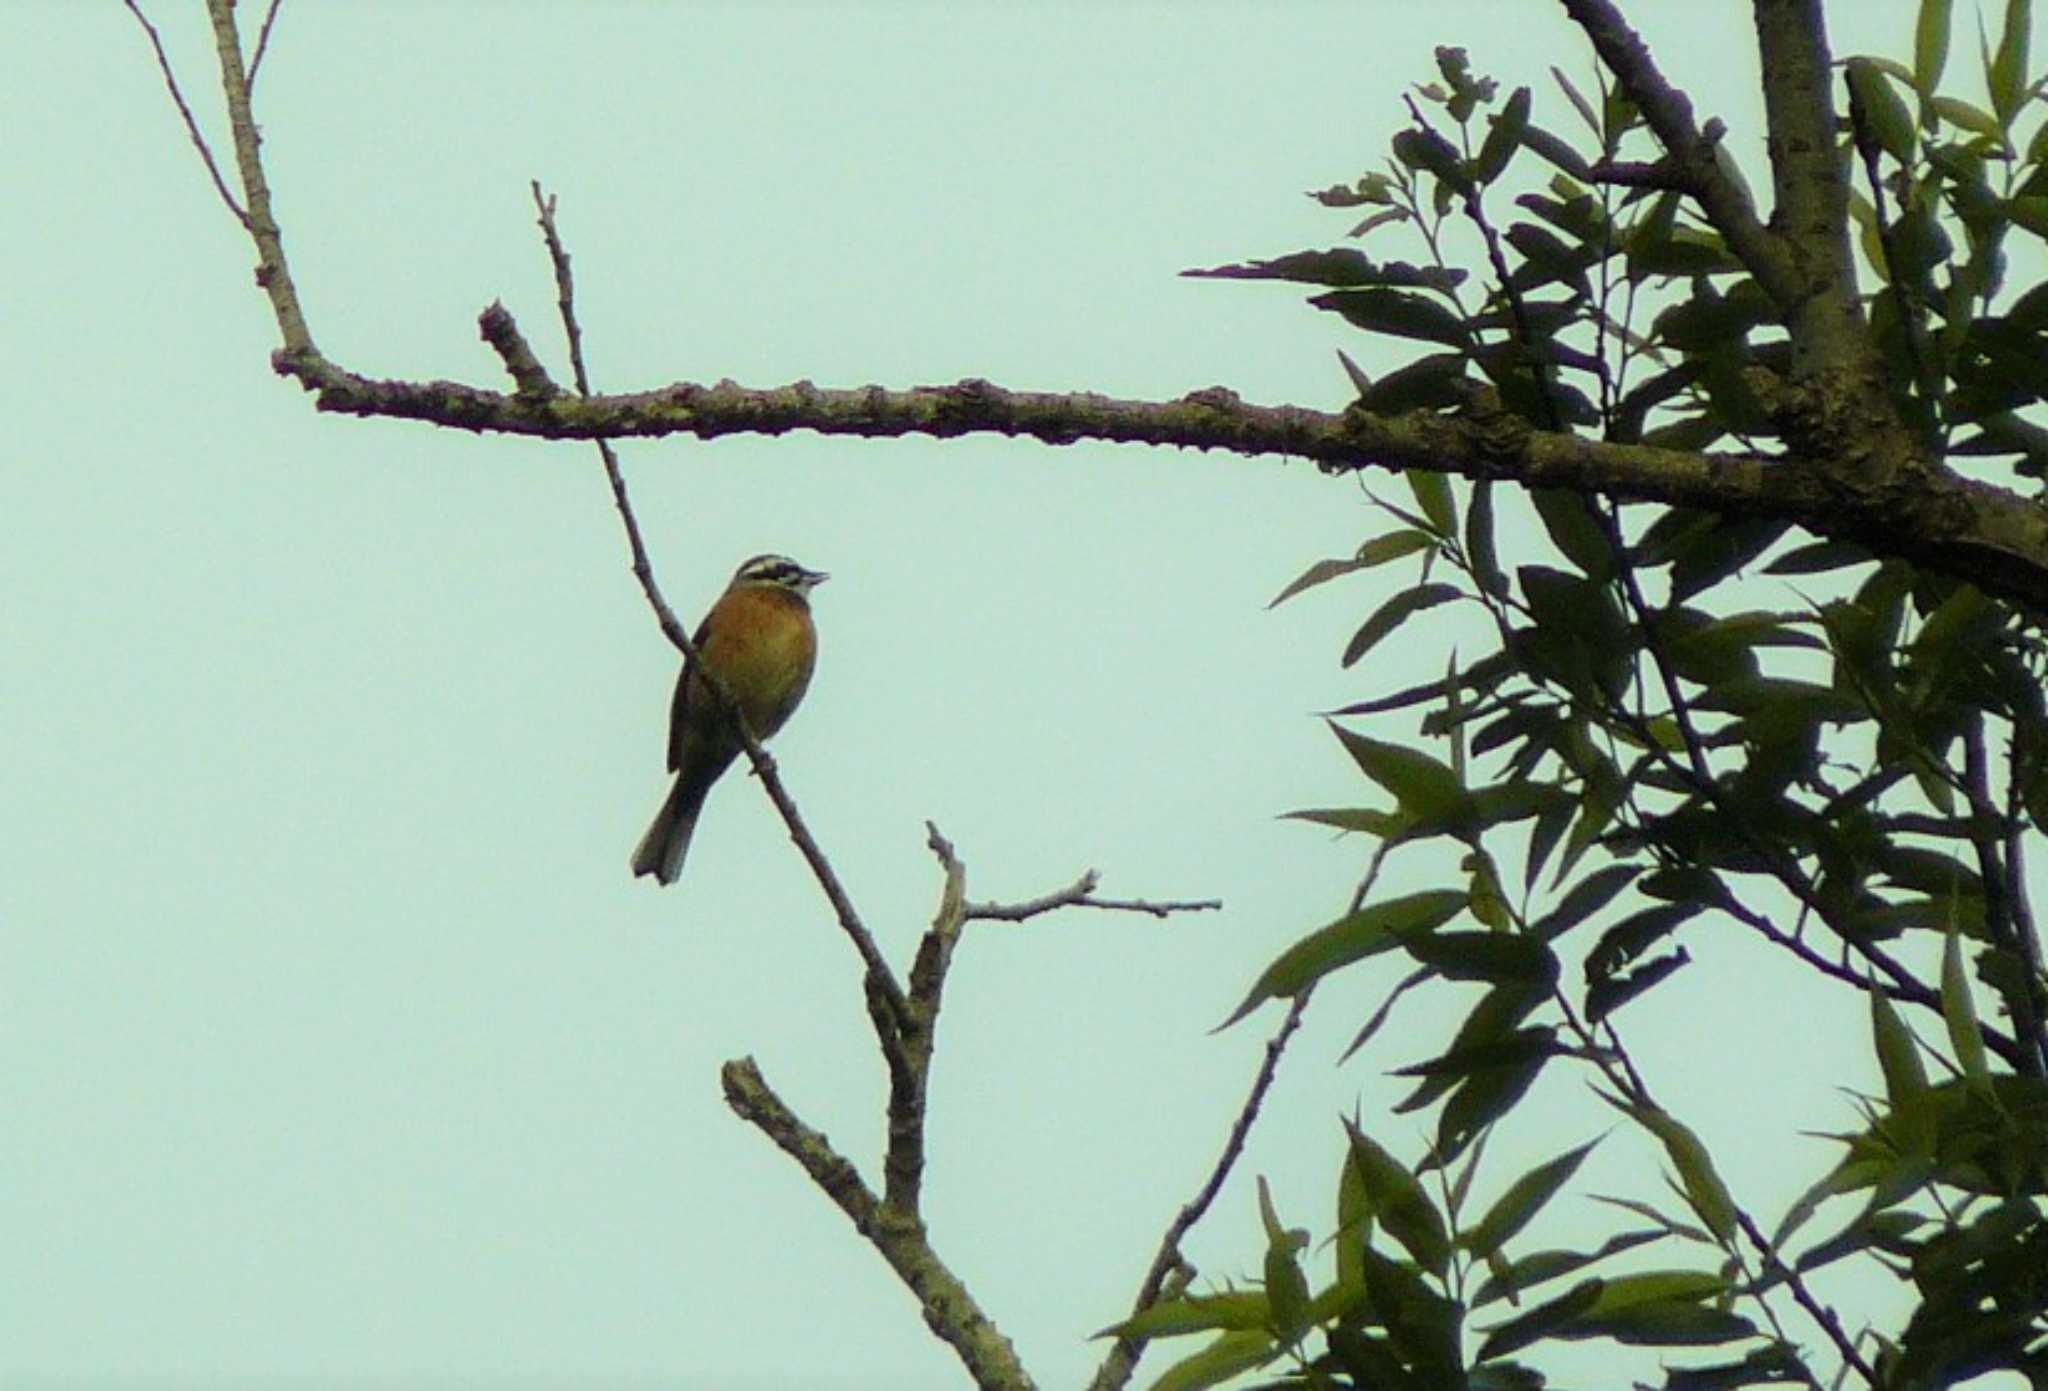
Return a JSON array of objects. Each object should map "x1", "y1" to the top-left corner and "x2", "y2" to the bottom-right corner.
[
  {"x1": 1472, "y1": 1229, "x2": 1665, "y2": 1308},
  {"x1": 1311, "y1": 288, "x2": 1473, "y2": 346},
  {"x1": 1571, "y1": 1273, "x2": 1753, "y2": 1346},
  {"x1": 1477, "y1": 1277, "x2": 1604, "y2": 1361},
  {"x1": 1218, "y1": 889, "x2": 1468, "y2": 1027},
  {"x1": 1466, "y1": 480, "x2": 1507, "y2": 598},
  {"x1": 1989, "y1": 0, "x2": 2032, "y2": 125},
  {"x1": 1330, "y1": 722, "x2": 1467, "y2": 818},
  {"x1": 1339, "y1": 964, "x2": 1433, "y2": 1064},
  {"x1": 1394, "y1": 125, "x2": 1472, "y2": 193},
  {"x1": 1402, "y1": 930, "x2": 1560, "y2": 986},
  {"x1": 1764, "y1": 539, "x2": 1877, "y2": 575},
  {"x1": 1552, "y1": 65, "x2": 1601, "y2": 138},
  {"x1": 1669, "y1": 517, "x2": 1790, "y2": 603},
  {"x1": 1870, "y1": 983, "x2": 1929, "y2": 1106},
  {"x1": 1531, "y1": 489, "x2": 1615, "y2": 580},
  {"x1": 1434, "y1": 1030, "x2": 1559, "y2": 1166},
  {"x1": 1930, "y1": 94, "x2": 2003, "y2": 139},
  {"x1": 1409, "y1": 469, "x2": 1457, "y2": 537},
  {"x1": 1330, "y1": 649, "x2": 1517, "y2": 718},
  {"x1": 1516, "y1": 122, "x2": 1595, "y2": 181},
  {"x1": 1846, "y1": 58, "x2": 1919, "y2": 163},
  {"x1": 1267, "y1": 531, "x2": 1438, "y2": 608},
  {"x1": 1941, "y1": 927, "x2": 1992, "y2": 1092},
  {"x1": 1662, "y1": 1343, "x2": 1811, "y2": 1391},
  {"x1": 1604, "y1": 1096, "x2": 1739, "y2": 1244},
  {"x1": 1281, "y1": 806, "x2": 1410, "y2": 837},
  {"x1": 1475, "y1": 86, "x2": 1533, "y2": 184},
  {"x1": 1394, "y1": 984, "x2": 1547, "y2": 1115},
  {"x1": 1531, "y1": 863, "x2": 1640, "y2": 941},
  {"x1": 1916, "y1": 0, "x2": 1955, "y2": 95},
  {"x1": 1584, "y1": 948, "x2": 1691, "y2": 1023},
  {"x1": 1264, "y1": 1238, "x2": 1311, "y2": 1346},
  {"x1": 1343, "y1": 583, "x2": 1463, "y2": 667},
  {"x1": 1463, "y1": 1138, "x2": 1601, "y2": 1260},
  {"x1": 1148, "y1": 1329, "x2": 1278, "y2": 1391},
  {"x1": 1586, "y1": 902, "x2": 1702, "y2": 981},
  {"x1": 1355, "y1": 352, "x2": 1476, "y2": 415},
  {"x1": 1336, "y1": 348, "x2": 1373, "y2": 399},
  {"x1": 1358, "y1": 1244, "x2": 1466, "y2": 1381},
  {"x1": 1792, "y1": 1208, "x2": 1925, "y2": 1277},
  {"x1": 1344, "y1": 1121, "x2": 1452, "y2": 1277},
  {"x1": 1094, "y1": 1291, "x2": 1270, "y2": 1339},
  {"x1": 1183, "y1": 248, "x2": 1384, "y2": 287}
]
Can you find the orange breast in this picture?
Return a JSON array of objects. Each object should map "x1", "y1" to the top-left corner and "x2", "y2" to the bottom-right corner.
[{"x1": 700, "y1": 585, "x2": 818, "y2": 738}]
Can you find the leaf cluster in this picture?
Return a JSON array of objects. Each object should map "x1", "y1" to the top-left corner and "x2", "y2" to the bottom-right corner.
[{"x1": 1157, "y1": 16, "x2": 2048, "y2": 1391}]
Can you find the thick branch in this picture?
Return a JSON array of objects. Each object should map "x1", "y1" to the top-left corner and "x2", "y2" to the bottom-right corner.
[
  {"x1": 1749, "y1": 0, "x2": 1865, "y2": 384},
  {"x1": 1559, "y1": 0, "x2": 1796, "y2": 306},
  {"x1": 721, "y1": 1057, "x2": 1037, "y2": 1391},
  {"x1": 268, "y1": 363, "x2": 2048, "y2": 612}
]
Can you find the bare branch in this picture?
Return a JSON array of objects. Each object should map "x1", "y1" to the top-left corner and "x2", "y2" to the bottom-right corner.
[
  {"x1": 523, "y1": 185, "x2": 913, "y2": 1038},
  {"x1": 477, "y1": 300, "x2": 560, "y2": 399},
  {"x1": 1748, "y1": 0, "x2": 1863, "y2": 376},
  {"x1": 722, "y1": 1057, "x2": 1038, "y2": 1391},
  {"x1": 245, "y1": 0, "x2": 285, "y2": 93},
  {"x1": 122, "y1": 0, "x2": 249, "y2": 227},
  {"x1": 1737, "y1": 1209, "x2": 1877, "y2": 1387},
  {"x1": 881, "y1": 825, "x2": 970, "y2": 1214},
  {"x1": 263, "y1": 363, "x2": 2048, "y2": 613},
  {"x1": 964, "y1": 870, "x2": 1222, "y2": 922},
  {"x1": 1558, "y1": 0, "x2": 1795, "y2": 305},
  {"x1": 1088, "y1": 990, "x2": 1312, "y2": 1391},
  {"x1": 200, "y1": 0, "x2": 314, "y2": 354}
]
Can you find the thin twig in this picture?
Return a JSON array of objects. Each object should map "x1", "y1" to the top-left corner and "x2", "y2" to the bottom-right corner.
[
  {"x1": 1737, "y1": 1210, "x2": 1877, "y2": 1387},
  {"x1": 122, "y1": 0, "x2": 250, "y2": 226},
  {"x1": 1087, "y1": 989, "x2": 1312, "y2": 1391},
  {"x1": 963, "y1": 870, "x2": 1222, "y2": 923},
  {"x1": 245, "y1": 0, "x2": 285, "y2": 93},
  {"x1": 525, "y1": 183, "x2": 912, "y2": 1036}
]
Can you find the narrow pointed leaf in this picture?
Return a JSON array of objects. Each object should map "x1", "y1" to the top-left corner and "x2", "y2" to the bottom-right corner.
[
  {"x1": 1464, "y1": 1138, "x2": 1601, "y2": 1260},
  {"x1": 1329, "y1": 722, "x2": 1467, "y2": 817},
  {"x1": 1605, "y1": 1096, "x2": 1739, "y2": 1244},
  {"x1": 1871, "y1": 981, "x2": 1929, "y2": 1106},
  {"x1": 1530, "y1": 864, "x2": 1639, "y2": 940},
  {"x1": 1916, "y1": 0, "x2": 1954, "y2": 95},
  {"x1": 1409, "y1": 469, "x2": 1457, "y2": 537},
  {"x1": 1094, "y1": 1291, "x2": 1269, "y2": 1339},
  {"x1": 1149, "y1": 1329, "x2": 1278, "y2": 1391},
  {"x1": 1941, "y1": 927, "x2": 1992, "y2": 1092},
  {"x1": 1989, "y1": 0, "x2": 2031, "y2": 124},
  {"x1": 1345, "y1": 1121, "x2": 1452, "y2": 1277},
  {"x1": 1344, "y1": 583, "x2": 1462, "y2": 666},
  {"x1": 1218, "y1": 889, "x2": 1468, "y2": 1027}
]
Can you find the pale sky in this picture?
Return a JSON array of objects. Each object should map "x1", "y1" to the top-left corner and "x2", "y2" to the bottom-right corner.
[{"x1": 4, "y1": 3, "x2": 1978, "y2": 1389}]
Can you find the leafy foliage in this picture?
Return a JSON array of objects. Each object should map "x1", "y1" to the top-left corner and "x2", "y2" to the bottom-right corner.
[{"x1": 1145, "y1": 11, "x2": 2048, "y2": 1390}]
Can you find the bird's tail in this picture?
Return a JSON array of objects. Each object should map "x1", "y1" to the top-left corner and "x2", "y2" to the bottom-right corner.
[{"x1": 630, "y1": 776, "x2": 707, "y2": 885}]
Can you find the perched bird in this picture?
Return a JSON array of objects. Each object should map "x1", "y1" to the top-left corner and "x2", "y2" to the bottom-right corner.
[{"x1": 630, "y1": 553, "x2": 828, "y2": 885}]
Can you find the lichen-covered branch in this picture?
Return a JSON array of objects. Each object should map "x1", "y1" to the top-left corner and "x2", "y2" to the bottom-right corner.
[
  {"x1": 721, "y1": 1057, "x2": 1038, "y2": 1391},
  {"x1": 129, "y1": 0, "x2": 2045, "y2": 618},
  {"x1": 1559, "y1": 0, "x2": 1795, "y2": 305},
  {"x1": 283, "y1": 357, "x2": 2048, "y2": 610}
]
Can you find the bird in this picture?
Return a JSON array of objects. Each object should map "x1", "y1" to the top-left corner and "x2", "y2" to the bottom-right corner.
[{"x1": 630, "y1": 553, "x2": 828, "y2": 885}]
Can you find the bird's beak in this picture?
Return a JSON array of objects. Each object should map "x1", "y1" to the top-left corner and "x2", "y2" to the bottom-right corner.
[{"x1": 805, "y1": 569, "x2": 830, "y2": 588}]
